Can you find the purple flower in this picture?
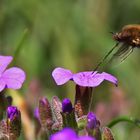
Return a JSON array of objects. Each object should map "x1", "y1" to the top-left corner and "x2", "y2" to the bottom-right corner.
[
  {"x1": 7, "y1": 106, "x2": 20, "y2": 121},
  {"x1": 0, "y1": 56, "x2": 25, "y2": 91},
  {"x1": 52, "y1": 67, "x2": 117, "y2": 87},
  {"x1": 62, "y1": 98, "x2": 73, "y2": 113},
  {"x1": 50, "y1": 128, "x2": 95, "y2": 140},
  {"x1": 87, "y1": 112, "x2": 99, "y2": 129}
]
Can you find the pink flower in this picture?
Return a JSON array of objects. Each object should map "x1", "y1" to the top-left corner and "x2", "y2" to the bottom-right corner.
[
  {"x1": 52, "y1": 67, "x2": 117, "y2": 87},
  {"x1": 0, "y1": 56, "x2": 25, "y2": 91}
]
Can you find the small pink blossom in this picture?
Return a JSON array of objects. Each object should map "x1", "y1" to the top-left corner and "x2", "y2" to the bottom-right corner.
[
  {"x1": 0, "y1": 56, "x2": 26, "y2": 91},
  {"x1": 52, "y1": 67, "x2": 117, "y2": 87}
]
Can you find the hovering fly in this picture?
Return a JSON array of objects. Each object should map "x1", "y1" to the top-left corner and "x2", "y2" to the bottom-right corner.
[{"x1": 94, "y1": 24, "x2": 140, "y2": 70}]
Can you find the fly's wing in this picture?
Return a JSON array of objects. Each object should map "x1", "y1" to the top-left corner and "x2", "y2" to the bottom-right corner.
[
  {"x1": 94, "y1": 43, "x2": 133, "y2": 71},
  {"x1": 108, "y1": 43, "x2": 133, "y2": 66}
]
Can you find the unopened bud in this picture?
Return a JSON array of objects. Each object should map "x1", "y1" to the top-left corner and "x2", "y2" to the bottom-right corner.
[
  {"x1": 7, "y1": 106, "x2": 21, "y2": 140},
  {"x1": 0, "y1": 120, "x2": 8, "y2": 140},
  {"x1": 51, "y1": 96, "x2": 63, "y2": 130},
  {"x1": 102, "y1": 127, "x2": 114, "y2": 140},
  {"x1": 86, "y1": 112, "x2": 101, "y2": 139},
  {"x1": 87, "y1": 112, "x2": 99, "y2": 129},
  {"x1": 61, "y1": 98, "x2": 77, "y2": 129},
  {"x1": 39, "y1": 98, "x2": 53, "y2": 131},
  {"x1": 62, "y1": 98, "x2": 73, "y2": 113}
]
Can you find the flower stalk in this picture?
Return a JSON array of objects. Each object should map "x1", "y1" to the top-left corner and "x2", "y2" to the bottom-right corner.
[{"x1": 107, "y1": 116, "x2": 140, "y2": 128}]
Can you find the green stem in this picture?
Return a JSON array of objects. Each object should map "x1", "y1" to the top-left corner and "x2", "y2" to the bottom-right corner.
[
  {"x1": 107, "y1": 116, "x2": 140, "y2": 128},
  {"x1": 12, "y1": 28, "x2": 29, "y2": 64}
]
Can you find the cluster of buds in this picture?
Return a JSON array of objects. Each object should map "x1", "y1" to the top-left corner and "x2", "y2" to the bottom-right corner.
[
  {"x1": 33, "y1": 66, "x2": 118, "y2": 139},
  {"x1": 34, "y1": 85, "x2": 114, "y2": 140},
  {"x1": 48, "y1": 67, "x2": 118, "y2": 140}
]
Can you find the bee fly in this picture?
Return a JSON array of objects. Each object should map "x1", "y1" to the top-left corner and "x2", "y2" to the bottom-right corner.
[{"x1": 94, "y1": 24, "x2": 140, "y2": 70}]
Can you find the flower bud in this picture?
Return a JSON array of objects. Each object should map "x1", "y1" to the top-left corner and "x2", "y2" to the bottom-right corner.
[
  {"x1": 51, "y1": 96, "x2": 63, "y2": 130},
  {"x1": 7, "y1": 106, "x2": 20, "y2": 121},
  {"x1": 87, "y1": 112, "x2": 99, "y2": 129},
  {"x1": 0, "y1": 120, "x2": 8, "y2": 140},
  {"x1": 7, "y1": 106, "x2": 21, "y2": 139},
  {"x1": 62, "y1": 98, "x2": 73, "y2": 113},
  {"x1": 86, "y1": 112, "x2": 101, "y2": 139},
  {"x1": 61, "y1": 99, "x2": 77, "y2": 129},
  {"x1": 102, "y1": 127, "x2": 114, "y2": 140},
  {"x1": 39, "y1": 97, "x2": 53, "y2": 131}
]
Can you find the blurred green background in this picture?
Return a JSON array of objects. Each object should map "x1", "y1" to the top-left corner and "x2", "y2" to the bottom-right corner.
[{"x1": 1, "y1": 0, "x2": 140, "y2": 139}]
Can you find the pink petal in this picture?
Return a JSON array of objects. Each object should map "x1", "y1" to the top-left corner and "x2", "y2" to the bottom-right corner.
[
  {"x1": 2, "y1": 67, "x2": 26, "y2": 89},
  {"x1": 0, "y1": 56, "x2": 13, "y2": 74},
  {"x1": 0, "y1": 79, "x2": 6, "y2": 92},
  {"x1": 101, "y1": 72, "x2": 118, "y2": 86},
  {"x1": 73, "y1": 72, "x2": 104, "y2": 87},
  {"x1": 52, "y1": 67, "x2": 73, "y2": 85}
]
